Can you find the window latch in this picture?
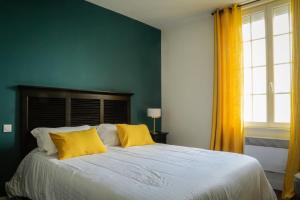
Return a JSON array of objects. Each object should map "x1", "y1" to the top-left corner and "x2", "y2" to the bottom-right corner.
[{"x1": 269, "y1": 82, "x2": 274, "y2": 93}]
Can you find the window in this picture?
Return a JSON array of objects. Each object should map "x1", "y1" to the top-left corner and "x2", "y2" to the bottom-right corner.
[{"x1": 242, "y1": 0, "x2": 292, "y2": 127}]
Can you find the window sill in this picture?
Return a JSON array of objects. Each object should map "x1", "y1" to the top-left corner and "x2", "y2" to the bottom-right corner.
[
  {"x1": 245, "y1": 125, "x2": 290, "y2": 131},
  {"x1": 244, "y1": 122, "x2": 290, "y2": 130},
  {"x1": 245, "y1": 126, "x2": 290, "y2": 140}
]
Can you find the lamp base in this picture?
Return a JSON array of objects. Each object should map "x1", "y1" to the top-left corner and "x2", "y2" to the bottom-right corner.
[{"x1": 153, "y1": 118, "x2": 156, "y2": 135}]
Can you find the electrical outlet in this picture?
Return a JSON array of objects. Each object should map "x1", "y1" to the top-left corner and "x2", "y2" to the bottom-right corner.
[{"x1": 3, "y1": 124, "x2": 12, "y2": 133}]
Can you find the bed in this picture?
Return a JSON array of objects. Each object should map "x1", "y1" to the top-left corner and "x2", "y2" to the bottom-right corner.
[{"x1": 6, "y1": 86, "x2": 277, "y2": 200}]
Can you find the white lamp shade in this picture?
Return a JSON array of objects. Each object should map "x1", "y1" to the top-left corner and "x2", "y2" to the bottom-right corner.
[{"x1": 147, "y1": 108, "x2": 161, "y2": 118}]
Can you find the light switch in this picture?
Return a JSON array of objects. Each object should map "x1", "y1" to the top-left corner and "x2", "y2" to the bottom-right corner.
[{"x1": 3, "y1": 124, "x2": 12, "y2": 133}]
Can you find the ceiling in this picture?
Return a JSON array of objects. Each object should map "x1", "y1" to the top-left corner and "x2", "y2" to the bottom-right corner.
[{"x1": 86, "y1": 0, "x2": 244, "y2": 29}]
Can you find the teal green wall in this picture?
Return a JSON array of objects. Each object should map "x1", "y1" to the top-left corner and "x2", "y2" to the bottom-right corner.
[{"x1": 0, "y1": 0, "x2": 161, "y2": 195}]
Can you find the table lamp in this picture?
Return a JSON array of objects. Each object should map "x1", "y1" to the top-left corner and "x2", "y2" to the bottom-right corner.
[{"x1": 147, "y1": 108, "x2": 161, "y2": 134}]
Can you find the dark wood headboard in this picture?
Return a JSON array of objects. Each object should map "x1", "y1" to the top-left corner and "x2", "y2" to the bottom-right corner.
[{"x1": 19, "y1": 85, "x2": 133, "y2": 156}]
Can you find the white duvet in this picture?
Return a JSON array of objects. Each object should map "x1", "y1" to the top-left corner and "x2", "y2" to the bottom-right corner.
[{"x1": 6, "y1": 144, "x2": 277, "y2": 200}]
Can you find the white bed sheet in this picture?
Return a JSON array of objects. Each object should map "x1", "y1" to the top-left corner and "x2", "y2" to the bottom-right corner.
[{"x1": 6, "y1": 144, "x2": 277, "y2": 200}]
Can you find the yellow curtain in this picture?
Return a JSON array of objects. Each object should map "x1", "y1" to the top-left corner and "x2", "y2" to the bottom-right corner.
[
  {"x1": 283, "y1": 0, "x2": 300, "y2": 199},
  {"x1": 210, "y1": 5, "x2": 244, "y2": 153}
]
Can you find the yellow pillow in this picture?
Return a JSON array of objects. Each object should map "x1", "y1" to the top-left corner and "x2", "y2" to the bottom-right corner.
[
  {"x1": 50, "y1": 128, "x2": 107, "y2": 160},
  {"x1": 116, "y1": 124, "x2": 155, "y2": 147}
]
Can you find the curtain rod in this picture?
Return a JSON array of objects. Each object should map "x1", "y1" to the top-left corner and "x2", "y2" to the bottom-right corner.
[{"x1": 211, "y1": 0, "x2": 261, "y2": 15}]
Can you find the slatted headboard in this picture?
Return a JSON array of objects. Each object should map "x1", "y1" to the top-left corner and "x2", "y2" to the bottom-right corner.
[{"x1": 19, "y1": 85, "x2": 133, "y2": 156}]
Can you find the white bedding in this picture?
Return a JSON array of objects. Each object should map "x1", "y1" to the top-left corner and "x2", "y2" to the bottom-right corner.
[{"x1": 6, "y1": 144, "x2": 277, "y2": 200}]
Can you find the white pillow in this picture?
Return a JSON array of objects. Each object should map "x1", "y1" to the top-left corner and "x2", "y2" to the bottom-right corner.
[
  {"x1": 31, "y1": 125, "x2": 90, "y2": 155},
  {"x1": 96, "y1": 124, "x2": 120, "y2": 146}
]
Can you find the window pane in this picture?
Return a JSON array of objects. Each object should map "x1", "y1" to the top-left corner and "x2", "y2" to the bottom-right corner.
[
  {"x1": 252, "y1": 39, "x2": 266, "y2": 66},
  {"x1": 243, "y1": 42, "x2": 252, "y2": 67},
  {"x1": 244, "y1": 68, "x2": 252, "y2": 94},
  {"x1": 253, "y1": 67, "x2": 266, "y2": 94},
  {"x1": 274, "y1": 34, "x2": 291, "y2": 64},
  {"x1": 243, "y1": 16, "x2": 251, "y2": 41},
  {"x1": 244, "y1": 95, "x2": 252, "y2": 121},
  {"x1": 274, "y1": 64, "x2": 291, "y2": 93},
  {"x1": 253, "y1": 95, "x2": 267, "y2": 122},
  {"x1": 251, "y1": 12, "x2": 265, "y2": 39},
  {"x1": 273, "y1": 5, "x2": 290, "y2": 35},
  {"x1": 275, "y1": 94, "x2": 290, "y2": 123}
]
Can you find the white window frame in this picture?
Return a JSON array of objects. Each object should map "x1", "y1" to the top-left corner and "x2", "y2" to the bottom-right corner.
[{"x1": 242, "y1": 0, "x2": 291, "y2": 131}]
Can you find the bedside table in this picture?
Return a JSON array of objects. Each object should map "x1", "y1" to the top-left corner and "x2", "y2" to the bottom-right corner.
[{"x1": 150, "y1": 131, "x2": 168, "y2": 144}]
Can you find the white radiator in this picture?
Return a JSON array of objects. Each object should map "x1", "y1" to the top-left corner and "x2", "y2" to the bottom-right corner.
[{"x1": 245, "y1": 138, "x2": 288, "y2": 190}]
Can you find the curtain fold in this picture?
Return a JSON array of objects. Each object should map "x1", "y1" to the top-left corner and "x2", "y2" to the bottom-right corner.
[
  {"x1": 283, "y1": 0, "x2": 300, "y2": 199},
  {"x1": 210, "y1": 5, "x2": 244, "y2": 153}
]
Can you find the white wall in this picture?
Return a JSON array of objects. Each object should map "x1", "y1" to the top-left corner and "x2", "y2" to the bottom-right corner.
[{"x1": 161, "y1": 13, "x2": 214, "y2": 149}]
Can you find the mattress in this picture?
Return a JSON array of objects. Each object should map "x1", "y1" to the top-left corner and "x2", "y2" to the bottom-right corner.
[{"x1": 6, "y1": 144, "x2": 277, "y2": 200}]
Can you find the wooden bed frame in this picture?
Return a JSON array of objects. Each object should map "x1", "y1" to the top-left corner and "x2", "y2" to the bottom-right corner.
[{"x1": 19, "y1": 85, "x2": 133, "y2": 157}]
